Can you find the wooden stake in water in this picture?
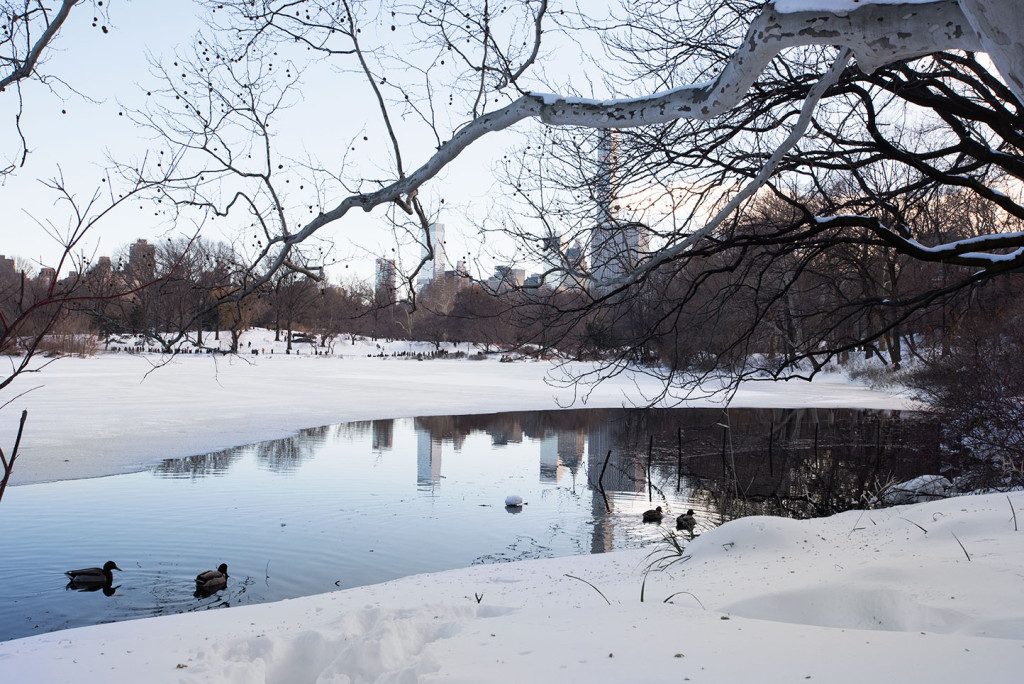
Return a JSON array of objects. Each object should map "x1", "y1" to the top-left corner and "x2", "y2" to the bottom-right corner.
[
  {"x1": 647, "y1": 435, "x2": 654, "y2": 502},
  {"x1": 598, "y1": 449, "x2": 611, "y2": 489},
  {"x1": 597, "y1": 449, "x2": 612, "y2": 513}
]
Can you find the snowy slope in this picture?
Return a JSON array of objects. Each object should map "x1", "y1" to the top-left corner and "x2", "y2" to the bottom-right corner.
[{"x1": 1, "y1": 492, "x2": 1020, "y2": 683}]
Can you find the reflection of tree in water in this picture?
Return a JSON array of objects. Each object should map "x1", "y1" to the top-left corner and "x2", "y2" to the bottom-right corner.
[
  {"x1": 255, "y1": 433, "x2": 322, "y2": 473},
  {"x1": 332, "y1": 421, "x2": 372, "y2": 441},
  {"x1": 152, "y1": 446, "x2": 245, "y2": 478},
  {"x1": 155, "y1": 407, "x2": 939, "y2": 519},
  {"x1": 658, "y1": 409, "x2": 942, "y2": 520},
  {"x1": 412, "y1": 407, "x2": 940, "y2": 521}
]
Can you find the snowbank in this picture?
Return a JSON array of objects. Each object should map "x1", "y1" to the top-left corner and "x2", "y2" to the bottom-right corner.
[{"x1": 2, "y1": 492, "x2": 1021, "y2": 682}]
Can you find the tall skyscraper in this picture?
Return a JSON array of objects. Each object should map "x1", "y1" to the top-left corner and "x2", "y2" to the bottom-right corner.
[
  {"x1": 590, "y1": 130, "x2": 647, "y2": 292},
  {"x1": 128, "y1": 239, "x2": 156, "y2": 281},
  {"x1": 375, "y1": 257, "x2": 396, "y2": 302},
  {"x1": 590, "y1": 221, "x2": 649, "y2": 288},
  {"x1": 417, "y1": 222, "x2": 447, "y2": 290},
  {"x1": 595, "y1": 129, "x2": 620, "y2": 225}
]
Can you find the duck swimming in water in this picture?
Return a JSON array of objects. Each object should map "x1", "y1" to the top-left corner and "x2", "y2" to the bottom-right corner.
[
  {"x1": 65, "y1": 561, "x2": 121, "y2": 589},
  {"x1": 195, "y1": 563, "x2": 228, "y2": 596},
  {"x1": 642, "y1": 506, "x2": 664, "y2": 523}
]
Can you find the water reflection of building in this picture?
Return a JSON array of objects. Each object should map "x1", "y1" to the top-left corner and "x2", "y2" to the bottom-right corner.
[
  {"x1": 585, "y1": 419, "x2": 650, "y2": 555},
  {"x1": 540, "y1": 428, "x2": 585, "y2": 483},
  {"x1": 372, "y1": 419, "x2": 394, "y2": 451},
  {"x1": 587, "y1": 422, "x2": 646, "y2": 494},
  {"x1": 416, "y1": 424, "x2": 443, "y2": 490}
]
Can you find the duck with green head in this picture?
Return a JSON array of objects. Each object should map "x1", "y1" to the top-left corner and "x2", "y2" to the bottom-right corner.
[{"x1": 65, "y1": 561, "x2": 121, "y2": 589}]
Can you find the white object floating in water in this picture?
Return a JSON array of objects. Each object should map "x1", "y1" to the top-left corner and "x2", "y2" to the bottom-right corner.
[{"x1": 505, "y1": 495, "x2": 524, "y2": 507}]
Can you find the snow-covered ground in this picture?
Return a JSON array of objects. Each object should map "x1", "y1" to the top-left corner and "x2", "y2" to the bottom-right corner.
[{"x1": 5, "y1": 332, "x2": 1020, "y2": 683}]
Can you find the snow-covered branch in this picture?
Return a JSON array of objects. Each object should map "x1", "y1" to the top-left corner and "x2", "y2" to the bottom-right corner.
[{"x1": 299, "y1": 1, "x2": 980, "y2": 248}]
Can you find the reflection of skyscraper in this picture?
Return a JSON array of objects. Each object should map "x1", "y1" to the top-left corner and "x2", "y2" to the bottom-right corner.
[
  {"x1": 587, "y1": 421, "x2": 646, "y2": 493},
  {"x1": 540, "y1": 428, "x2": 585, "y2": 483},
  {"x1": 558, "y1": 428, "x2": 585, "y2": 474},
  {"x1": 540, "y1": 432, "x2": 560, "y2": 483},
  {"x1": 416, "y1": 424, "x2": 443, "y2": 490},
  {"x1": 372, "y1": 419, "x2": 394, "y2": 451}
]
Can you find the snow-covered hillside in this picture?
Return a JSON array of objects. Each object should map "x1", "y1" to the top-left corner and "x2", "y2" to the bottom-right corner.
[{"x1": 1, "y1": 492, "x2": 1020, "y2": 683}]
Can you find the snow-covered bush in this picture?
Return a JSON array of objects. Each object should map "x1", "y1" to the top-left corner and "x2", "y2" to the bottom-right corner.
[{"x1": 906, "y1": 315, "x2": 1024, "y2": 490}]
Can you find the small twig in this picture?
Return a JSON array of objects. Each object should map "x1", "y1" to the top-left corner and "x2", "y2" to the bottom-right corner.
[
  {"x1": 564, "y1": 574, "x2": 611, "y2": 605},
  {"x1": 474, "y1": 592, "x2": 483, "y2": 604},
  {"x1": 663, "y1": 591, "x2": 706, "y2": 609},
  {"x1": 1008, "y1": 496, "x2": 1018, "y2": 532},
  {"x1": 899, "y1": 517, "x2": 928, "y2": 534},
  {"x1": 951, "y1": 532, "x2": 971, "y2": 561},
  {"x1": 848, "y1": 510, "x2": 866, "y2": 537}
]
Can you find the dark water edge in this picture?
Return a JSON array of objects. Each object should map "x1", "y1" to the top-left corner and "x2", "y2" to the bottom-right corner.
[{"x1": 0, "y1": 406, "x2": 938, "y2": 642}]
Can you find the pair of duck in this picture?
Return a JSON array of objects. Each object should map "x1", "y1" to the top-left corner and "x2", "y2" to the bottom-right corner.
[
  {"x1": 65, "y1": 561, "x2": 229, "y2": 594},
  {"x1": 641, "y1": 507, "x2": 697, "y2": 536}
]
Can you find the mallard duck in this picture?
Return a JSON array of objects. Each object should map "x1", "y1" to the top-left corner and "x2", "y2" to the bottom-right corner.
[
  {"x1": 642, "y1": 506, "x2": 664, "y2": 523},
  {"x1": 677, "y1": 509, "x2": 697, "y2": 537},
  {"x1": 65, "y1": 561, "x2": 121, "y2": 588},
  {"x1": 195, "y1": 563, "x2": 228, "y2": 594}
]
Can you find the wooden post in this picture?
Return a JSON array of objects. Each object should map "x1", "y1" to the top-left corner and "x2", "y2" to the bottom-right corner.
[
  {"x1": 598, "y1": 449, "x2": 612, "y2": 490},
  {"x1": 768, "y1": 415, "x2": 775, "y2": 476},
  {"x1": 597, "y1": 449, "x2": 613, "y2": 514},
  {"x1": 647, "y1": 435, "x2": 654, "y2": 501}
]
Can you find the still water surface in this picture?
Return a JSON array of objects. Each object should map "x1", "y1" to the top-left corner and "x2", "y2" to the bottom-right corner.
[{"x1": 0, "y1": 407, "x2": 937, "y2": 641}]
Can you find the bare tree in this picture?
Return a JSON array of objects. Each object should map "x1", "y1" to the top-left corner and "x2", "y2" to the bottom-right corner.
[{"x1": 116, "y1": 1, "x2": 1016, "y2": 323}]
